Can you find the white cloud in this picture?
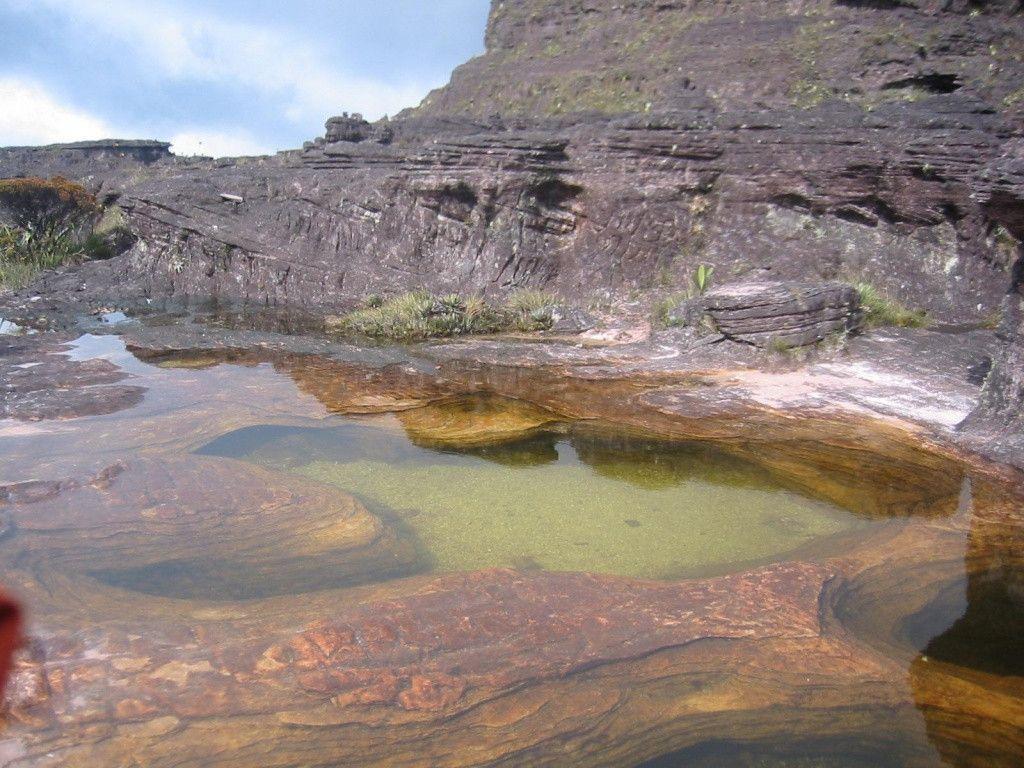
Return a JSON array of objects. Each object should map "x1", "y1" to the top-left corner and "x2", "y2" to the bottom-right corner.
[
  {"x1": 0, "y1": 77, "x2": 115, "y2": 146},
  {"x1": 0, "y1": 76, "x2": 277, "y2": 158},
  {"x1": 169, "y1": 130, "x2": 272, "y2": 158},
  {"x1": 21, "y1": 0, "x2": 434, "y2": 124}
]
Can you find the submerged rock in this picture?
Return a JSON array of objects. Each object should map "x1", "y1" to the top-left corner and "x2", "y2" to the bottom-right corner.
[
  {"x1": 1, "y1": 456, "x2": 419, "y2": 601},
  {"x1": 398, "y1": 395, "x2": 562, "y2": 448},
  {"x1": 0, "y1": 334, "x2": 146, "y2": 420}
]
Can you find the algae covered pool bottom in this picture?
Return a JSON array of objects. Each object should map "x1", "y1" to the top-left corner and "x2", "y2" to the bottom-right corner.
[{"x1": 197, "y1": 412, "x2": 867, "y2": 582}]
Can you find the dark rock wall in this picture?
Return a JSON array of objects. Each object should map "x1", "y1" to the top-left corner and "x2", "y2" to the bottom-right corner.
[{"x1": 0, "y1": 141, "x2": 172, "y2": 185}]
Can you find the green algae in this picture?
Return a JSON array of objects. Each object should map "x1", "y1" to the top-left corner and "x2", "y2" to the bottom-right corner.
[{"x1": 214, "y1": 421, "x2": 868, "y2": 581}]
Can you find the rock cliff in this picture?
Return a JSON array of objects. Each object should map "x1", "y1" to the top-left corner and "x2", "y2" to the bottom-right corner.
[{"x1": 412, "y1": 0, "x2": 1024, "y2": 118}]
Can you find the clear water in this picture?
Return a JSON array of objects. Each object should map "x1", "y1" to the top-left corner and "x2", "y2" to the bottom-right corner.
[{"x1": 198, "y1": 415, "x2": 867, "y2": 581}]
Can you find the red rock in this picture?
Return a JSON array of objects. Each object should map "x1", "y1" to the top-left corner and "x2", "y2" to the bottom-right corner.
[{"x1": 0, "y1": 589, "x2": 20, "y2": 701}]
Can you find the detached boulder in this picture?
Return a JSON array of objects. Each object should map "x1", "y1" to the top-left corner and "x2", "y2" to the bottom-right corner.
[
  {"x1": 550, "y1": 306, "x2": 598, "y2": 334},
  {"x1": 703, "y1": 281, "x2": 862, "y2": 348}
]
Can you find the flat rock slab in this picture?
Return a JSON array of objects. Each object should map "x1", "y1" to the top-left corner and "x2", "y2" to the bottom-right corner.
[{"x1": 703, "y1": 281, "x2": 863, "y2": 348}]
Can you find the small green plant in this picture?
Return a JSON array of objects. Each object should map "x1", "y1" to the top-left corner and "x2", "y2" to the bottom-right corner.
[
  {"x1": 767, "y1": 336, "x2": 797, "y2": 354},
  {"x1": 436, "y1": 294, "x2": 465, "y2": 313},
  {"x1": 1004, "y1": 86, "x2": 1024, "y2": 108},
  {"x1": 693, "y1": 264, "x2": 714, "y2": 295},
  {"x1": 856, "y1": 283, "x2": 928, "y2": 328},
  {"x1": 982, "y1": 308, "x2": 1004, "y2": 331}
]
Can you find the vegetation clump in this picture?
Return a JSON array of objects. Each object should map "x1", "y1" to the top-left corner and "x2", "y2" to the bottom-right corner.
[
  {"x1": 336, "y1": 289, "x2": 559, "y2": 340},
  {"x1": 856, "y1": 283, "x2": 928, "y2": 328},
  {"x1": 0, "y1": 176, "x2": 97, "y2": 226},
  {"x1": 0, "y1": 177, "x2": 125, "y2": 291}
]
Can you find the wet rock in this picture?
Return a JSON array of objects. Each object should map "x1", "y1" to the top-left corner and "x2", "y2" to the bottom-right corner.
[
  {"x1": 1, "y1": 456, "x2": 419, "y2": 600},
  {"x1": 0, "y1": 588, "x2": 22, "y2": 707},
  {"x1": 397, "y1": 395, "x2": 562, "y2": 447},
  {"x1": 702, "y1": 281, "x2": 863, "y2": 348},
  {"x1": 0, "y1": 335, "x2": 146, "y2": 421},
  {"x1": 0, "y1": 324, "x2": 1020, "y2": 765}
]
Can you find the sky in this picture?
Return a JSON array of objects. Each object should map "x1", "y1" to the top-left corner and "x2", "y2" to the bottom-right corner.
[{"x1": 0, "y1": 0, "x2": 490, "y2": 156}]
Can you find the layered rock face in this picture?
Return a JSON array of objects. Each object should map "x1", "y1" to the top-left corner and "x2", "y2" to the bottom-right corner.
[
  {"x1": 0, "y1": 1, "x2": 1020, "y2": 324},
  {"x1": 700, "y1": 281, "x2": 863, "y2": 347}
]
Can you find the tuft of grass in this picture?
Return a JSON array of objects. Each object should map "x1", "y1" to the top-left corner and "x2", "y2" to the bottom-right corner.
[
  {"x1": 504, "y1": 289, "x2": 557, "y2": 332},
  {"x1": 336, "y1": 290, "x2": 558, "y2": 341},
  {"x1": 504, "y1": 289, "x2": 556, "y2": 315},
  {"x1": 856, "y1": 283, "x2": 928, "y2": 328},
  {"x1": 982, "y1": 308, "x2": 1004, "y2": 331},
  {"x1": 0, "y1": 222, "x2": 91, "y2": 291},
  {"x1": 767, "y1": 336, "x2": 796, "y2": 354},
  {"x1": 653, "y1": 291, "x2": 693, "y2": 328}
]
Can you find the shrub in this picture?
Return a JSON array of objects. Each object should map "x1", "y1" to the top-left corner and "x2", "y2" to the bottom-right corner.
[
  {"x1": 0, "y1": 177, "x2": 106, "y2": 291},
  {"x1": 0, "y1": 177, "x2": 97, "y2": 229},
  {"x1": 856, "y1": 283, "x2": 928, "y2": 328}
]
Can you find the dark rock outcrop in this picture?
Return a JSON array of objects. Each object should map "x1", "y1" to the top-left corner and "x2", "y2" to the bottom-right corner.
[
  {"x1": 701, "y1": 281, "x2": 863, "y2": 347},
  {"x1": 0, "y1": 140, "x2": 171, "y2": 181},
  {"x1": 411, "y1": 0, "x2": 1024, "y2": 119},
  {"x1": 3, "y1": 94, "x2": 1020, "y2": 326}
]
